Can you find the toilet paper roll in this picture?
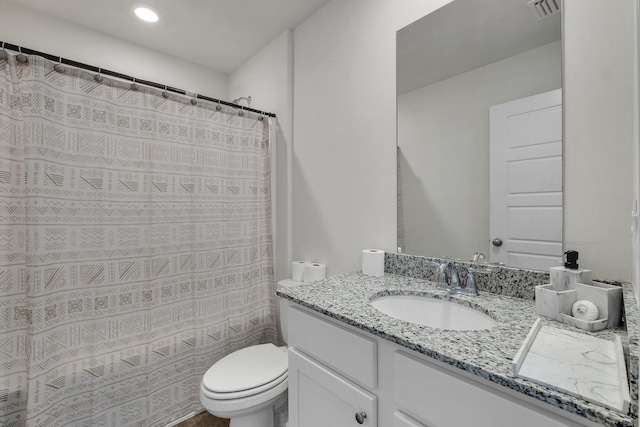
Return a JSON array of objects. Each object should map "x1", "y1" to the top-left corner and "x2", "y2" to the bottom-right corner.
[
  {"x1": 362, "y1": 249, "x2": 385, "y2": 277},
  {"x1": 303, "y1": 263, "x2": 326, "y2": 282},
  {"x1": 292, "y1": 261, "x2": 309, "y2": 282},
  {"x1": 572, "y1": 300, "x2": 599, "y2": 321}
]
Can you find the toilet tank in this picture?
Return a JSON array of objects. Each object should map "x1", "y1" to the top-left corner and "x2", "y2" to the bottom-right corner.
[{"x1": 276, "y1": 279, "x2": 299, "y2": 345}]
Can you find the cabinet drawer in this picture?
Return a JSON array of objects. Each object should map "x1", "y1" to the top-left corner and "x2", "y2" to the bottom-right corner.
[
  {"x1": 394, "y1": 351, "x2": 576, "y2": 427},
  {"x1": 288, "y1": 306, "x2": 377, "y2": 388},
  {"x1": 289, "y1": 347, "x2": 377, "y2": 427}
]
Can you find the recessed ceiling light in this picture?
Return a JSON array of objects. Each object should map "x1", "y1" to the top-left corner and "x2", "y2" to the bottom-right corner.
[{"x1": 133, "y1": 4, "x2": 160, "y2": 23}]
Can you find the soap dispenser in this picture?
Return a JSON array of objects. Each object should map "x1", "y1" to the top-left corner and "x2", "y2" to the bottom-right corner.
[
  {"x1": 550, "y1": 250, "x2": 592, "y2": 291},
  {"x1": 564, "y1": 250, "x2": 579, "y2": 269}
]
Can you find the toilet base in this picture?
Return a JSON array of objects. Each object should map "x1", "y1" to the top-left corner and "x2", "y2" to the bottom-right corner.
[
  {"x1": 202, "y1": 388, "x2": 288, "y2": 427},
  {"x1": 229, "y1": 406, "x2": 274, "y2": 427},
  {"x1": 227, "y1": 392, "x2": 287, "y2": 427}
]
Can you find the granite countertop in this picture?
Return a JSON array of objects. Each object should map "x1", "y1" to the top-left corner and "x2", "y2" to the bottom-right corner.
[{"x1": 277, "y1": 272, "x2": 638, "y2": 427}]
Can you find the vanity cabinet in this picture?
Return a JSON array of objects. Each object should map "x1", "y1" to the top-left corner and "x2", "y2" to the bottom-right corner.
[
  {"x1": 287, "y1": 306, "x2": 378, "y2": 426},
  {"x1": 288, "y1": 304, "x2": 599, "y2": 427},
  {"x1": 287, "y1": 304, "x2": 377, "y2": 389},
  {"x1": 393, "y1": 351, "x2": 579, "y2": 427},
  {"x1": 288, "y1": 348, "x2": 377, "y2": 426}
]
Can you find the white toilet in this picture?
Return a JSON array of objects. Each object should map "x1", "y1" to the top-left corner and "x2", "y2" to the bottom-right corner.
[{"x1": 199, "y1": 279, "x2": 296, "y2": 427}]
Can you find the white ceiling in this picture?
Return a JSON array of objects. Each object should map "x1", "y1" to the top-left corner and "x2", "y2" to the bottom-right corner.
[
  {"x1": 5, "y1": 0, "x2": 331, "y2": 74},
  {"x1": 397, "y1": 0, "x2": 561, "y2": 95}
]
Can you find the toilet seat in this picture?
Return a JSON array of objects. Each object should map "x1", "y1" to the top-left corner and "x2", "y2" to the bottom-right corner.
[
  {"x1": 202, "y1": 344, "x2": 288, "y2": 400},
  {"x1": 200, "y1": 373, "x2": 288, "y2": 420},
  {"x1": 201, "y1": 371, "x2": 287, "y2": 400}
]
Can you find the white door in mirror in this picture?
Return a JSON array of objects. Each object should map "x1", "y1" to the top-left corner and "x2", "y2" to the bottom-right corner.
[{"x1": 489, "y1": 89, "x2": 563, "y2": 270}]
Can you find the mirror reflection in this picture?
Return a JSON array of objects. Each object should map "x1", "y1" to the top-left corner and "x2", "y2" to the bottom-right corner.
[{"x1": 397, "y1": 0, "x2": 562, "y2": 270}]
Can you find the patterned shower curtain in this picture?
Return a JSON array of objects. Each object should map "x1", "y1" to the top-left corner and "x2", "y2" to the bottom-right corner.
[{"x1": 0, "y1": 54, "x2": 277, "y2": 426}]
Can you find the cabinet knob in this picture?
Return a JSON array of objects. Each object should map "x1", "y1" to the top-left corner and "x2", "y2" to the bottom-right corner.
[
  {"x1": 355, "y1": 411, "x2": 367, "y2": 424},
  {"x1": 491, "y1": 237, "x2": 503, "y2": 247}
]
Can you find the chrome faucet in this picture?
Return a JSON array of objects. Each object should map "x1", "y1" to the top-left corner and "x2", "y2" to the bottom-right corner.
[
  {"x1": 429, "y1": 260, "x2": 490, "y2": 296},
  {"x1": 429, "y1": 259, "x2": 461, "y2": 292}
]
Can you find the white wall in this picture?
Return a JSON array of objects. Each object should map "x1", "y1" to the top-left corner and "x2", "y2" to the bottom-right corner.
[
  {"x1": 563, "y1": 0, "x2": 635, "y2": 282},
  {"x1": 635, "y1": 0, "x2": 640, "y2": 305},
  {"x1": 293, "y1": 0, "x2": 636, "y2": 282},
  {"x1": 0, "y1": 2, "x2": 228, "y2": 99},
  {"x1": 292, "y1": 0, "x2": 452, "y2": 275},
  {"x1": 229, "y1": 31, "x2": 294, "y2": 282},
  {"x1": 398, "y1": 41, "x2": 561, "y2": 261}
]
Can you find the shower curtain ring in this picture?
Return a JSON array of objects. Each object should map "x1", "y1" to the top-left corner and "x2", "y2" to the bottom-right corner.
[
  {"x1": 0, "y1": 42, "x2": 7, "y2": 61},
  {"x1": 238, "y1": 106, "x2": 244, "y2": 117},
  {"x1": 53, "y1": 57, "x2": 66, "y2": 74},
  {"x1": 162, "y1": 85, "x2": 170, "y2": 99},
  {"x1": 16, "y1": 46, "x2": 28, "y2": 64},
  {"x1": 190, "y1": 93, "x2": 198, "y2": 106},
  {"x1": 94, "y1": 67, "x2": 103, "y2": 83},
  {"x1": 215, "y1": 101, "x2": 222, "y2": 112},
  {"x1": 130, "y1": 77, "x2": 139, "y2": 91}
]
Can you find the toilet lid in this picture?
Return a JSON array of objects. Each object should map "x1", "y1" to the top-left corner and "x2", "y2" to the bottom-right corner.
[{"x1": 202, "y1": 343, "x2": 288, "y2": 393}]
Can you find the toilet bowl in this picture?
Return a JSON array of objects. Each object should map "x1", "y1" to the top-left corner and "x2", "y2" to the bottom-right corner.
[{"x1": 199, "y1": 279, "x2": 298, "y2": 427}]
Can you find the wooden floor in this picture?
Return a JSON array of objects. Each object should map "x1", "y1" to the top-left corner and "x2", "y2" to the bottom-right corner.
[{"x1": 175, "y1": 411, "x2": 229, "y2": 427}]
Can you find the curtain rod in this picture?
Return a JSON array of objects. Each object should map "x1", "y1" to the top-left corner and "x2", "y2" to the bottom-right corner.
[{"x1": 0, "y1": 41, "x2": 276, "y2": 118}]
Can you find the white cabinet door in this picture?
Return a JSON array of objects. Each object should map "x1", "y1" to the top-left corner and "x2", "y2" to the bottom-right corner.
[
  {"x1": 394, "y1": 351, "x2": 578, "y2": 427},
  {"x1": 394, "y1": 411, "x2": 429, "y2": 427},
  {"x1": 289, "y1": 347, "x2": 377, "y2": 427}
]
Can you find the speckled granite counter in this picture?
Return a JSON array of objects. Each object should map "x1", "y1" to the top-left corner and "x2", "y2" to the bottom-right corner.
[{"x1": 277, "y1": 272, "x2": 638, "y2": 427}]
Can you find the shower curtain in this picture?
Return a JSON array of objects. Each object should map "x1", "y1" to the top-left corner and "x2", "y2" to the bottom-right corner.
[{"x1": 0, "y1": 54, "x2": 277, "y2": 426}]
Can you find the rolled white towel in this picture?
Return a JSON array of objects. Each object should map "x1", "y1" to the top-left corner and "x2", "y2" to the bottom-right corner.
[{"x1": 572, "y1": 300, "x2": 599, "y2": 321}]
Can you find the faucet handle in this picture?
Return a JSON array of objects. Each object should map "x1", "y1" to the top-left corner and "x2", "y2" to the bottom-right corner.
[
  {"x1": 470, "y1": 252, "x2": 486, "y2": 263},
  {"x1": 426, "y1": 259, "x2": 451, "y2": 291},
  {"x1": 425, "y1": 259, "x2": 444, "y2": 281},
  {"x1": 462, "y1": 267, "x2": 492, "y2": 296}
]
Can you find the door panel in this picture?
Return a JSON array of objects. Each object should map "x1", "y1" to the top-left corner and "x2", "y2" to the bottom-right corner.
[
  {"x1": 508, "y1": 207, "x2": 562, "y2": 241},
  {"x1": 507, "y1": 157, "x2": 562, "y2": 193}
]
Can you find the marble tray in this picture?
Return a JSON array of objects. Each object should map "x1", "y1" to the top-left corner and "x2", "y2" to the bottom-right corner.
[
  {"x1": 512, "y1": 319, "x2": 630, "y2": 414},
  {"x1": 560, "y1": 313, "x2": 609, "y2": 332}
]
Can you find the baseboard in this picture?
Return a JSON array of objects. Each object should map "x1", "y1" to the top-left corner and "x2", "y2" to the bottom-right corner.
[{"x1": 164, "y1": 409, "x2": 205, "y2": 427}]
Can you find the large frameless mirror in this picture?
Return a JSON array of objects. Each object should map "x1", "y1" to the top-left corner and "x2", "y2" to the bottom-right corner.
[{"x1": 397, "y1": 0, "x2": 562, "y2": 270}]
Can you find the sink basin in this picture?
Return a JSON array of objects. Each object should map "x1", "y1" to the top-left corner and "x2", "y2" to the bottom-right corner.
[{"x1": 370, "y1": 295, "x2": 496, "y2": 330}]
